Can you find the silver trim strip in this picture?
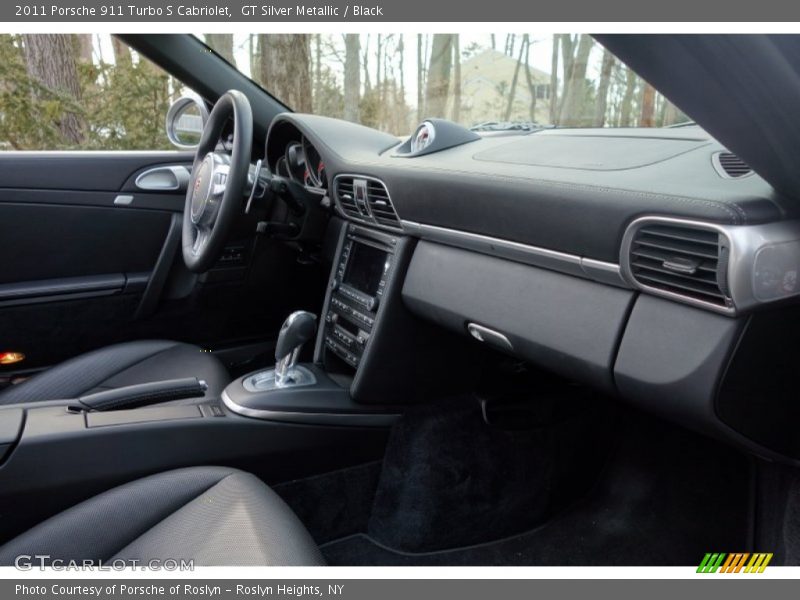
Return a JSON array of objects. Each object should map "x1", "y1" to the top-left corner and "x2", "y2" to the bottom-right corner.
[
  {"x1": 221, "y1": 390, "x2": 400, "y2": 427},
  {"x1": 243, "y1": 365, "x2": 317, "y2": 392},
  {"x1": 401, "y1": 220, "x2": 628, "y2": 288},
  {"x1": 113, "y1": 195, "x2": 134, "y2": 206},
  {"x1": 580, "y1": 258, "x2": 627, "y2": 288}
]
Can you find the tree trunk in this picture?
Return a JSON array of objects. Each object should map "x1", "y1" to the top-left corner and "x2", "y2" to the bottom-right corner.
[
  {"x1": 259, "y1": 35, "x2": 312, "y2": 112},
  {"x1": 452, "y1": 35, "x2": 461, "y2": 122},
  {"x1": 557, "y1": 34, "x2": 575, "y2": 122},
  {"x1": 249, "y1": 35, "x2": 257, "y2": 80},
  {"x1": 560, "y1": 34, "x2": 593, "y2": 126},
  {"x1": 75, "y1": 34, "x2": 93, "y2": 63},
  {"x1": 22, "y1": 34, "x2": 85, "y2": 145},
  {"x1": 504, "y1": 37, "x2": 526, "y2": 121},
  {"x1": 111, "y1": 36, "x2": 132, "y2": 68},
  {"x1": 620, "y1": 68, "x2": 637, "y2": 127},
  {"x1": 417, "y1": 34, "x2": 425, "y2": 121},
  {"x1": 376, "y1": 34, "x2": 382, "y2": 103},
  {"x1": 639, "y1": 82, "x2": 656, "y2": 127},
  {"x1": 522, "y1": 36, "x2": 537, "y2": 122},
  {"x1": 662, "y1": 100, "x2": 680, "y2": 126},
  {"x1": 560, "y1": 34, "x2": 575, "y2": 84},
  {"x1": 205, "y1": 34, "x2": 235, "y2": 66},
  {"x1": 314, "y1": 34, "x2": 321, "y2": 111},
  {"x1": 377, "y1": 35, "x2": 388, "y2": 130},
  {"x1": 549, "y1": 34, "x2": 559, "y2": 124},
  {"x1": 609, "y1": 61, "x2": 623, "y2": 125},
  {"x1": 505, "y1": 34, "x2": 515, "y2": 57},
  {"x1": 425, "y1": 34, "x2": 453, "y2": 119},
  {"x1": 363, "y1": 34, "x2": 372, "y2": 96},
  {"x1": 398, "y1": 34, "x2": 405, "y2": 102},
  {"x1": 344, "y1": 34, "x2": 361, "y2": 123},
  {"x1": 593, "y1": 49, "x2": 615, "y2": 127}
]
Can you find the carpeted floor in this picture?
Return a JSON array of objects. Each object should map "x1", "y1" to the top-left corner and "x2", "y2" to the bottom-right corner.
[
  {"x1": 318, "y1": 411, "x2": 752, "y2": 566},
  {"x1": 273, "y1": 460, "x2": 383, "y2": 545}
]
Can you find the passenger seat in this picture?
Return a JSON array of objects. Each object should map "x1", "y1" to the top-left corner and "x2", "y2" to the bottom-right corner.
[{"x1": 0, "y1": 467, "x2": 325, "y2": 566}]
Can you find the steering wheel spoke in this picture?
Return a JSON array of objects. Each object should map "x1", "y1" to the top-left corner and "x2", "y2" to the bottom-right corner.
[
  {"x1": 181, "y1": 91, "x2": 253, "y2": 273},
  {"x1": 191, "y1": 226, "x2": 210, "y2": 256},
  {"x1": 210, "y1": 158, "x2": 231, "y2": 197}
]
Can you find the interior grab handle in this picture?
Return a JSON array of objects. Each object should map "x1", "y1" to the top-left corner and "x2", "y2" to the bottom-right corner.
[{"x1": 134, "y1": 165, "x2": 191, "y2": 192}]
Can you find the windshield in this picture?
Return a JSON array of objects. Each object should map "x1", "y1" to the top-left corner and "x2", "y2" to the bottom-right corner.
[{"x1": 199, "y1": 34, "x2": 691, "y2": 136}]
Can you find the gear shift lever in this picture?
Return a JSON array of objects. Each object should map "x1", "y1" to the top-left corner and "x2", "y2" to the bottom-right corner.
[{"x1": 274, "y1": 311, "x2": 317, "y2": 386}]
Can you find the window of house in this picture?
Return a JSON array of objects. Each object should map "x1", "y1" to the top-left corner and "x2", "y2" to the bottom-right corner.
[{"x1": 535, "y1": 84, "x2": 551, "y2": 100}]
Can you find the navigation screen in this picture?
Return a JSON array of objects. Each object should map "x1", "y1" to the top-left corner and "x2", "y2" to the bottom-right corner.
[{"x1": 343, "y1": 243, "x2": 387, "y2": 296}]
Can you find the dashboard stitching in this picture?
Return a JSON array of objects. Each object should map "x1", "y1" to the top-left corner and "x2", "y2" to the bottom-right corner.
[{"x1": 354, "y1": 163, "x2": 752, "y2": 224}]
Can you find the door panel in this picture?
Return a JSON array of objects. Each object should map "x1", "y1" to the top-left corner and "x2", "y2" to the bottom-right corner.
[
  {"x1": 0, "y1": 151, "x2": 194, "y2": 191},
  {"x1": 0, "y1": 151, "x2": 189, "y2": 372},
  {"x1": 0, "y1": 203, "x2": 171, "y2": 283},
  {"x1": 0, "y1": 151, "x2": 328, "y2": 378}
]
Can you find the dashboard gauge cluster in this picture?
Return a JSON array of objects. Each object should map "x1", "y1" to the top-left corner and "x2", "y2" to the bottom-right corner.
[
  {"x1": 302, "y1": 137, "x2": 327, "y2": 190},
  {"x1": 271, "y1": 135, "x2": 327, "y2": 192}
]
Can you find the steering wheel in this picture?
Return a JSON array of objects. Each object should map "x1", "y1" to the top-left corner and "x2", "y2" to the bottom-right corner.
[{"x1": 182, "y1": 90, "x2": 253, "y2": 273}]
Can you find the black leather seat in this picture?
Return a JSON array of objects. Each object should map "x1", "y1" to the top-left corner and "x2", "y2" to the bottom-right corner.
[
  {"x1": 0, "y1": 340, "x2": 229, "y2": 406},
  {"x1": 0, "y1": 467, "x2": 325, "y2": 566}
]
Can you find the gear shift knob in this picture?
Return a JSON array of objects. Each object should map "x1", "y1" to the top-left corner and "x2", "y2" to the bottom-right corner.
[{"x1": 274, "y1": 311, "x2": 317, "y2": 386}]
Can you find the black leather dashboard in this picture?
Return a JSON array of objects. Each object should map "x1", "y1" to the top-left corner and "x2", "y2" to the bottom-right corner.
[{"x1": 268, "y1": 114, "x2": 791, "y2": 263}]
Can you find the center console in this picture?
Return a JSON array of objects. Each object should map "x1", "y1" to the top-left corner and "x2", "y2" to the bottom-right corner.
[
  {"x1": 221, "y1": 222, "x2": 406, "y2": 425},
  {"x1": 221, "y1": 218, "x2": 477, "y2": 425},
  {"x1": 323, "y1": 225, "x2": 397, "y2": 370}
]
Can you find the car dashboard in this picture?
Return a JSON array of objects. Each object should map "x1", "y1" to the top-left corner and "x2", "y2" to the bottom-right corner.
[{"x1": 263, "y1": 112, "x2": 800, "y2": 465}]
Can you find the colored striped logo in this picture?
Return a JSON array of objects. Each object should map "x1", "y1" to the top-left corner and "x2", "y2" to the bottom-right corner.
[{"x1": 697, "y1": 553, "x2": 773, "y2": 573}]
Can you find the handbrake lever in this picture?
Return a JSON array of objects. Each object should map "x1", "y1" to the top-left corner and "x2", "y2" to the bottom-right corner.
[{"x1": 77, "y1": 377, "x2": 208, "y2": 412}]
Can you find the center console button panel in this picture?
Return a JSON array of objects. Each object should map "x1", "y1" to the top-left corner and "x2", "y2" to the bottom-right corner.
[{"x1": 322, "y1": 224, "x2": 396, "y2": 371}]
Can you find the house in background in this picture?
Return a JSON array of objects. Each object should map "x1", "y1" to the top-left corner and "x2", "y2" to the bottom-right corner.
[{"x1": 454, "y1": 49, "x2": 552, "y2": 126}]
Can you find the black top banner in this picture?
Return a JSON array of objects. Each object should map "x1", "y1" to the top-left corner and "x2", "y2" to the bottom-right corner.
[{"x1": 4, "y1": 0, "x2": 800, "y2": 22}]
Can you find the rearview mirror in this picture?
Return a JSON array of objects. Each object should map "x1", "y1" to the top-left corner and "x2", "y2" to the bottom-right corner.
[{"x1": 165, "y1": 95, "x2": 209, "y2": 149}]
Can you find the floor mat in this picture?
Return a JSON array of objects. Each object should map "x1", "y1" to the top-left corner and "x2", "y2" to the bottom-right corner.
[
  {"x1": 273, "y1": 461, "x2": 382, "y2": 545},
  {"x1": 321, "y1": 414, "x2": 752, "y2": 566}
]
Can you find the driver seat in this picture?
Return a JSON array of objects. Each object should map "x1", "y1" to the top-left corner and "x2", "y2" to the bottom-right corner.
[{"x1": 0, "y1": 340, "x2": 229, "y2": 406}]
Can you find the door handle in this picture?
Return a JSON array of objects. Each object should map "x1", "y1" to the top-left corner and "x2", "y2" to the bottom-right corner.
[{"x1": 134, "y1": 165, "x2": 191, "y2": 192}]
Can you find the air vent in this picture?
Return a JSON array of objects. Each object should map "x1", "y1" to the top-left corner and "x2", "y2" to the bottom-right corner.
[
  {"x1": 334, "y1": 178, "x2": 360, "y2": 219},
  {"x1": 714, "y1": 152, "x2": 753, "y2": 178},
  {"x1": 365, "y1": 180, "x2": 401, "y2": 228},
  {"x1": 334, "y1": 175, "x2": 402, "y2": 231},
  {"x1": 628, "y1": 222, "x2": 730, "y2": 308}
]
